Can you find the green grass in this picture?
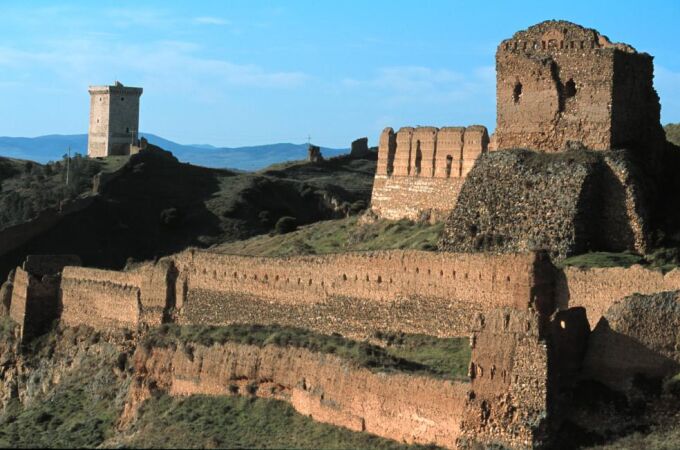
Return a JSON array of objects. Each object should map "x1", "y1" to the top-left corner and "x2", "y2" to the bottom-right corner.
[
  {"x1": 560, "y1": 249, "x2": 680, "y2": 272},
  {"x1": 560, "y1": 251, "x2": 646, "y2": 269},
  {"x1": 216, "y1": 216, "x2": 443, "y2": 257},
  {"x1": 0, "y1": 324, "x2": 451, "y2": 449},
  {"x1": 145, "y1": 323, "x2": 470, "y2": 381},
  {"x1": 122, "y1": 394, "x2": 439, "y2": 450},
  {"x1": 373, "y1": 332, "x2": 471, "y2": 381}
]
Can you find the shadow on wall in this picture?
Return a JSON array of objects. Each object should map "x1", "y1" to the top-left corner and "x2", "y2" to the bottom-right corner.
[{"x1": 582, "y1": 318, "x2": 680, "y2": 393}]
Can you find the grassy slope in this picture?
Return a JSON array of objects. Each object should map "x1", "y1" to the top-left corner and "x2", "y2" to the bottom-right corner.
[
  {"x1": 216, "y1": 216, "x2": 443, "y2": 256},
  {"x1": 123, "y1": 395, "x2": 438, "y2": 450},
  {"x1": 560, "y1": 249, "x2": 680, "y2": 272}
]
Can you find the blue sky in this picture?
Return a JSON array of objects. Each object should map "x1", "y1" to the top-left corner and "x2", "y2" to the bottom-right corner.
[{"x1": 0, "y1": 0, "x2": 677, "y2": 148}]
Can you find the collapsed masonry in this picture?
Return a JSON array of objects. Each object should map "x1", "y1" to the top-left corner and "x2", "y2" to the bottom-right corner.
[{"x1": 4, "y1": 248, "x2": 680, "y2": 448}]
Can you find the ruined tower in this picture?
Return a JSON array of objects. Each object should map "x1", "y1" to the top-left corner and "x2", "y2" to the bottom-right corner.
[
  {"x1": 494, "y1": 20, "x2": 664, "y2": 155},
  {"x1": 87, "y1": 82, "x2": 143, "y2": 158}
]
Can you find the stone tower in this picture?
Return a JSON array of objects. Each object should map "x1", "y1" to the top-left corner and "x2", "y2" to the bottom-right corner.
[
  {"x1": 87, "y1": 82, "x2": 143, "y2": 157},
  {"x1": 494, "y1": 20, "x2": 664, "y2": 155}
]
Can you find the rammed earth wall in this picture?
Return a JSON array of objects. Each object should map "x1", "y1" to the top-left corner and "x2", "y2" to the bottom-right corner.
[
  {"x1": 170, "y1": 249, "x2": 552, "y2": 339},
  {"x1": 129, "y1": 342, "x2": 470, "y2": 449}
]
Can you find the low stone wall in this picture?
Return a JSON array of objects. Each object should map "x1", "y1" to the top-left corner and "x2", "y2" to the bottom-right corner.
[
  {"x1": 558, "y1": 265, "x2": 680, "y2": 328},
  {"x1": 129, "y1": 342, "x2": 469, "y2": 449}
]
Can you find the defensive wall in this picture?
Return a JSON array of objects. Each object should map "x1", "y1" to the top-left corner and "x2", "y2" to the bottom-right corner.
[
  {"x1": 12, "y1": 248, "x2": 680, "y2": 344},
  {"x1": 168, "y1": 249, "x2": 552, "y2": 339},
  {"x1": 129, "y1": 342, "x2": 470, "y2": 448},
  {"x1": 6, "y1": 248, "x2": 680, "y2": 448},
  {"x1": 60, "y1": 260, "x2": 176, "y2": 331},
  {"x1": 371, "y1": 126, "x2": 489, "y2": 221},
  {"x1": 127, "y1": 307, "x2": 567, "y2": 449}
]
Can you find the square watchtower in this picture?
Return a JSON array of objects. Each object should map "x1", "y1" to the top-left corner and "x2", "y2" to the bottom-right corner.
[
  {"x1": 87, "y1": 81, "x2": 143, "y2": 157},
  {"x1": 494, "y1": 20, "x2": 664, "y2": 155}
]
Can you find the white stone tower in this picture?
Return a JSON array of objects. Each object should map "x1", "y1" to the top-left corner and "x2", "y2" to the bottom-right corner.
[{"x1": 87, "y1": 81, "x2": 143, "y2": 157}]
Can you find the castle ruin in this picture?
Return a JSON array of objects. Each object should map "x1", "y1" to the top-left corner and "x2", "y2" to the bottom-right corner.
[
  {"x1": 87, "y1": 82, "x2": 143, "y2": 158},
  {"x1": 371, "y1": 20, "x2": 665, "y2": 222},
  {"x1": 1, "y1": 19, "x2": 677, "y2": 450}
]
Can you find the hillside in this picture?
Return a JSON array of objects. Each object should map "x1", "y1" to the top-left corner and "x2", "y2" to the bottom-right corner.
[
  {"x1": 0, "y1": 146, "x2": 377, "y2": 281},
  {"x1": 0, "y1": 133, "x2": 349, "y2": 170},
  {"x1": 0, "y1": 320, "x2": 457, "y2": 449}
]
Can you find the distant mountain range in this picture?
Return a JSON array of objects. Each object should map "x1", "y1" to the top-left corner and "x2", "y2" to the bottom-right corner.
[{"x1": 0, "y1": 133, "x2": 349, "y2": 171}]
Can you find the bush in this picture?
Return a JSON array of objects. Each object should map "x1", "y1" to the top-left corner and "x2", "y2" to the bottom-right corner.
[{"x1": 274, "y1": 216, "x2": 297, "y2": 234}]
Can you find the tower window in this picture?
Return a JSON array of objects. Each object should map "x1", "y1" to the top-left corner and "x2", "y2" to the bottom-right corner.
[{"x1": 513, "y1": 81, "x2": 523, "y2": 104}]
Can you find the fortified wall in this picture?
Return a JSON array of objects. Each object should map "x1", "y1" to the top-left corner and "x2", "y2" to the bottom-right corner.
[
  {"x1": 371, "y1": 126, "x2": 489, "y2": 221},
  {"x1": 169, "y1": 249, "x2": 551, "y2": 339},
  {"x1": 6, "y1": 248, "x2": 680, "y2": 448}
]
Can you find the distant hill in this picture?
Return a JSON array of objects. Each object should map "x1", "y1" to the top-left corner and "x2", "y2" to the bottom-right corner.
[{"x1": 0, "y1": 134, "x2": 348, "y2": 171}]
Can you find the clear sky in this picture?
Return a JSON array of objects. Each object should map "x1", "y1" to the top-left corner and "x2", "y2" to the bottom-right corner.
[{"x1": 0, "y1": 0, "x2": 677, "y2": 148}]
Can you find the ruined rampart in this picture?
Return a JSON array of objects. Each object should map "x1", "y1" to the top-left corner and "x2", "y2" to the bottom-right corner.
[
  {"x1": 172, "y1": 249, "x2": 551, "y2": 339},
  {"x1": 371, "y1": 126, "x2": 488, "y2": 220},
  {"x1": 60, "y1": 260, "x2": 175, "y2": 330},
  {"x1": 130, "y1": 342, "x2": 469, "y2": 449},
  {"x1": 461, "y1": 308, "x2": 551, "y2": 448},
  {"x1": 9, "y1": 267, "x2": 60, "y2": 340}
]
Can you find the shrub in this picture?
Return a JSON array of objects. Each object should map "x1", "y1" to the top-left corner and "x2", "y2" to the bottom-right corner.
[{"x1": 275, "y1": 216, "x2": 297, "y2": 234}]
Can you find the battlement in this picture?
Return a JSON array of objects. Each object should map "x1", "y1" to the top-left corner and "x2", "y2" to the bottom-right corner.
[{"x1": 372, "y1": 125, "x2": 489, "y2": 220}]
